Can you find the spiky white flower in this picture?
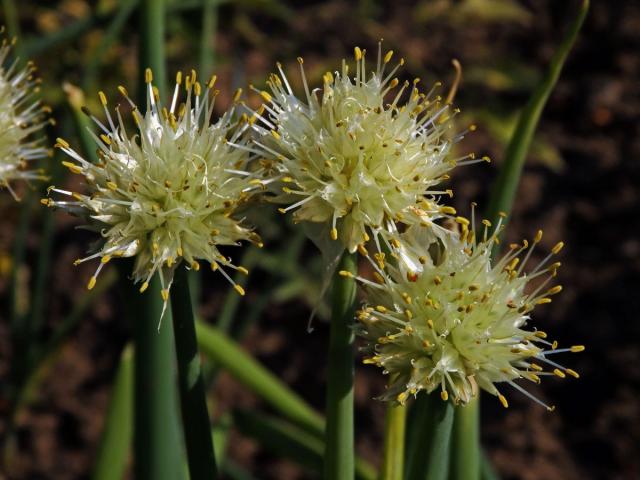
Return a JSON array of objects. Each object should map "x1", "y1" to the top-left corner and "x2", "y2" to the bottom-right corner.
[
  {"x1": 0, "y1": 35, "x2": 50, "y2": 198},
  {"x1": 44, "y1": 69, "x2": 265, "y2": 309},
  {"x1": 347, "y1": 213, "x2": 583, "y2": 409},
  {"x1": 250, "y1": 43, "x2": 484, "y2": 253}
]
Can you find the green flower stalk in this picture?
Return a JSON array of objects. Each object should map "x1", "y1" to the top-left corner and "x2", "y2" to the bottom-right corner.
[
  {"x1": 347, "y1": 211, "x2": 584, "y2": 409},
  {"x1": 44, "y1": 70, "x2": 264, "y2": 312},
  {"x1": 0, "y1": 33, "x2": 49, "y2": 199},
  {"x1": 251, "y1": 43, "x2": 483, "y2": 253}
]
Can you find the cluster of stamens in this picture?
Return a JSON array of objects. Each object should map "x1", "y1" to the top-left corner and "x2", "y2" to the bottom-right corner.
[
  {"x1": 343, "y1": 210, "x2": 584, "y2": 409},
  {"x1": 44, "y1": 69, "x2": 266, "y2": 313},
  {"x1": 248, "y1": 42, "x2": 486, "y2": 253},
  {"x1": 0, "y1": 32, "x2": 51, "y2": 199}
]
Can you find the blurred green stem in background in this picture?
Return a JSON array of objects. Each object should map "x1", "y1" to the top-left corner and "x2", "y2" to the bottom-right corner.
[
  {"x1": 92, "y1": 346, "x2": 134, "y2": 480},
  {"x1": 485, "y1": 0, "x2": 590, "y2": 226},
  {"x1": 324, "y1": 251, "x2": 357, "y2": 480},
  {"x1": 170, "y1": 266, "x2": 218, "y2": 479},
  {"x1": 200, "y1": 0, "x2": 218, "y2": 78},
  {"x1": 381, "y1": 404, "x2": 406, "y2": 480},
  {"x1": 1, "y1": 0, "x2": 21, "y2": 45}
]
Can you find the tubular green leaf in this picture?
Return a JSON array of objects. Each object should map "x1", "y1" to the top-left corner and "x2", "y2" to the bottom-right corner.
[
  {"x1": 485, "y1": 0, "x2": 589, "y2": 226},
  {"x1": 324, "y1": 251, "x2": 357, "y2": 480},
  {"x1": 92, "y1": 346, "x2": 134, "y2": 480}
]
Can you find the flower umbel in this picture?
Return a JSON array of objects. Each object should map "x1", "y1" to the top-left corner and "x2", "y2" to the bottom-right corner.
[
  {"x1": 348, "y1": 214, "x2": 583, "y2": 409},
  {"x1": 0, "y1": 33, "x2": 50, "y2": 198},
  {"x1": 252, "y1": 43, "x2": 483, "y2": 253},
  {"x1": 45, "y1": 69, "x2": 263, "y2": 309}
]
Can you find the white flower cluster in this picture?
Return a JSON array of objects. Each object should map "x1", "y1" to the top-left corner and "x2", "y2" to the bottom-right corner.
[
  {"x1": 45, "y1": 69, "x2": 264, "y2": 309},
  {"x1": 251, "y1": 44, "x2": 485, "y2": 253},
  {"x1": 345, "y1": 213, "x2": 583, "y2": 409},
  {"x1": 0, "y1": 34, "x2": 50, "y2": 199}
]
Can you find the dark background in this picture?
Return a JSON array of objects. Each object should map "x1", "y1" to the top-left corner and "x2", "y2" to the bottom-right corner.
[{"x1": 0, "y1": 0, "x2": 638, "y2": 479}]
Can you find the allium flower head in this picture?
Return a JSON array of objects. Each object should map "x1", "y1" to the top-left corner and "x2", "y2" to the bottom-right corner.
[
  {"x1": 347, "y1": 213, "x2": 583, "y2": 410},
  {"x1": 44, "y1": 69, "x2": 263, "y2": 308},
  {"x1": 252, "y1": 43, "x2": 484, "y2": 253},
  {"x1": 0, "y1": 33, "x2": 50, "y2": 198}
]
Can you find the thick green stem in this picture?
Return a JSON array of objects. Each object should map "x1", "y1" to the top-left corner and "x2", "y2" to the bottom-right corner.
[
  {"x1": 451, "y1": 399, "x2": 480, "y2": 480},
  {"x1": 170, "y1": 266, "x2": 218, "y2": 479},
  {"x1": 139, "y1": 0, "x2": 167, "y2": 97},
  {"x1": 381, "y1": 404, "x2": 406, "y2": 480},
  {"x1": 405, "y1": 393, "x2": 455, "y2": 480},
  {"x1": 131, "y1": 1, "x2": 182, "y2": 478},
  {"x1": 199, "y1": 0, "x2": 218, "y2": 78},
  {"x1": 324, "y1": 252, "x2": 357, "y2": 480},
  {"x1": 125, "y1": 268, "x2": 182, "y2": 480}
]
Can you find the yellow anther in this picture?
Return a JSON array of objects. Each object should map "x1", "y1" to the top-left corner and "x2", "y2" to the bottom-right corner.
[
  {"x1": 106, "y1": 181, "x2": 118, "y2": 191},
  {"x1": 397, "y1": 391, "x2": 408, "y2": 404},
  {"x1": 338, "y1": 270, "x2": 354, "y2": 278},
  {"x1": 234, "y1": 284, "x2": 246, "y2": 296},
  {"x1": 192, "y1": 261, "x2": 201, "y2": 271},
  {"x1": 271, "y1": 130, "x2": 281, "y2": 140},
  {"x1": 552, "y1": 241, "x2": 565, "y2": 254},
  {"x1": 373, "y1": 272, "x2": 385, "y2": 284},
  {"x1": 237, "y1": 266, "x2": 249, "y2": 276},
  {"x1": 260, "y1": 91, "x2": 272, "y2": 102},
  {"x1": 98, "y1": 91, "x2": 108, "y2": 106},
  {"x1": 439, "y1": 206, "x2": 456, "y2": 215},
  {"x1": 427, "y1": 319, "x2": 434, "y2": 329},
  {"x1": 433, "y1": 275, "x2": 442, "y2": 285},
  {"x1": 570, "y1": 345, "x2": 585, "y2": 352},
  {"x1": 529, "y1": 374, "x2": 541, "y2": 384},
  {"x1": 40, "y1": 198, "x2": 51, "y2": 206},
  {"x1": 161, "y1": 289, "x2": 169, "y2": 301},
  {"x1": 207, "y1": 74, "x2": 217, "y2": 88},
  {"x1": 422, "y1": 340, "x2": 431, "y2": 348},
  {"x1": 210, "y1": 262, "x2": 219, "y2": 271},
  {"x1": 375, "y1": 305, "x2": 387, "y2": 313},
  {"x1": 145, "y1": 68, "x2": 153, "y2": 83},
  {"x1": 534, "y1": 230, "x2": 543, "y2": 243},
  {"x1": 455, "y1": 216, "x2": 470, "y2": 225},
  {"x1": 357, "y1": 244, "x2": 368, "y2": 256},
  {"x1": 101, "y1": 255, "x2": 111, "y2": 264},
  {"x1": 177, "y1": 247, "x2": 183, "y2": 257},
  {"x1": 404, "y1": 309, "x2": 413, "y2": 319},
  {"x1": 553, "y1": 368, "x2": 566, "y2": 378},
  {"x1": 194, "y1": 81, "x2": 201, "y2": 96},
  {"x1": 389, "y1": 78, "x2": 399, "y2": 88},
  {"x1": 354, "y1": 46, "x2": 363, "y2": 60},
  {"x1": 440, "y1": 390, "x2": 449, "y2": 401},
  {"x1": 87, "y1": 276, "x2": 97, "y2": 290},
  {"x1": 566, "y1": 369, "x2": 580, "y2": 378},
  {"x1": 139, "y1": 282, "x2": 149, "y2": 293},
  {"x1": 383, "y1": 50, "x2": 394, "y2": 63},
  {"x1": 62, "y1": 161, "x2": 82, "y2": 174},
  {"x1": 233, "y1": 88, "x2": 243, "y2": 102},
  {"x1": 534, "y1": 331, "x2": 548, "y2": 339},
  {"x1": 330, "y1": 228, "x2": 338, "y2": 241},
  {"x1": 482, "y1": 219, "x2": 492, "y2": 227},
  {"x1": 56, "y1": 137, "x2": 70, "y2": 149},
  {"x1": 530, "y1": 363, "x2": 543, "y2": 371},
  {"x1": 547, "y1": 285, "x2": 563, "y2": 295},
  {"x1": 277, "y1": 208, "x2": 286, "y2": 214},
  {"x1": 498, "y1": 394, "x2": 509, "y2": 408}
]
